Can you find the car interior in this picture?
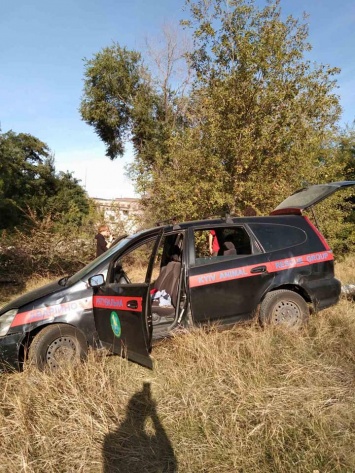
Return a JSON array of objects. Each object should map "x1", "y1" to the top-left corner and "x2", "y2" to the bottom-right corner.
[
  {"x1": 150, "y1": 234, "x2": 184, "y2": 330},
  {"x1": 194, "y1": 226, "x2": 253, "y2": 265}
]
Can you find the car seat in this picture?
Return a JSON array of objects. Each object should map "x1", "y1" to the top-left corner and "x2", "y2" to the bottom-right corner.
[
  {"x1": 151, "y1": 251, "x2": 182, "y2": 319},
  {"x1": 222, "y1": 241, "x2": 237, "y2": 255}
]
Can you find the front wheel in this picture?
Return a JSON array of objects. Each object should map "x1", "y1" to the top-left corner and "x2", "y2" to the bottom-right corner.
[
  {"x1": 28, "y1": 324, "x2": 88, "y2": 370},
  {"x1": 259, "y1": 290, "x2": 309, "y2": 329}
]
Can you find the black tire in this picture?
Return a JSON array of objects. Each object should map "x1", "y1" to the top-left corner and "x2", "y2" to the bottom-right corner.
[
  {"x1": 259, "y1": 289, "x2": 309, "y2": 329},
  {"x1": 28, "y1": 324, "x2": 88, "y2": 370}
]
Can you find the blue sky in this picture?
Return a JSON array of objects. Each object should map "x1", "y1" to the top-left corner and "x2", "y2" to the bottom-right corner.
[{"x1": 1, "y1": 0, "x2": 354, "y2": 198}]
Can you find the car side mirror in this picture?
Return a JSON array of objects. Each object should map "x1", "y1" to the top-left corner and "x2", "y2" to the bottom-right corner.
[{"x1": 89, "y1": 274, "x2": 105, "y2": 287}]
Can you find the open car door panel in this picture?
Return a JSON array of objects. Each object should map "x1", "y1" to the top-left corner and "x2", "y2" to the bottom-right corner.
[
  {"x1": 92, "y1": 230, "x2": 164, "y2": 369},
  {"x1": 93, "y1": 285, "x2": 153, "y2": 369},
  {"x1": 271, "y1": 181, "x2": 355, "y2": 215}
]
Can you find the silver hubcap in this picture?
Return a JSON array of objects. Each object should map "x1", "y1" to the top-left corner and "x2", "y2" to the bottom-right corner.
[
  {"x1": 271, "y1": 300, "x2": 301, "y2": 327},
  {"x1": 46, "y1": 337, "x2": 77, "y2": 368}
]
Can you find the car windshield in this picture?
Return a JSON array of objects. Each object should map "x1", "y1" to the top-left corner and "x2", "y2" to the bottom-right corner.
[{"x1": 67, "y1": 236, "x2": 132, "y2": 285}]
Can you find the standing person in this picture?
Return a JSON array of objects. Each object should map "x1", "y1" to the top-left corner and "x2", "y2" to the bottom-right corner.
[
  {"x1": 95, "y1": 224, "x2": 111, "y2": 257},
  {"x1": 209, "y1": 229, "x2": 220, "y2": 256}
]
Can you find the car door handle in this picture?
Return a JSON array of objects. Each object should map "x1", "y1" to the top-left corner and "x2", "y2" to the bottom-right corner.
[
  {"x1": 250, "y1": 265, "x2": 267, "y2": 274},
  {"x1": 127, "y1": 300, "x2": 138, "y2": 309}
]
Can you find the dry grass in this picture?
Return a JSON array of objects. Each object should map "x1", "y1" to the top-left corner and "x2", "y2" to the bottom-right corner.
[
  {"x1": 335, "y1": 255, "x2": 355, "y2": 285},
  {"x1": 0, "y1": 257, "x2": 354, "y2": 472}
]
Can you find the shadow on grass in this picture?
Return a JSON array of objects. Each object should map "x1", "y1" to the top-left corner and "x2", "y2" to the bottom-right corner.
[{"x1": 103, "y1": 382, "x2": 177, "y2": 473}]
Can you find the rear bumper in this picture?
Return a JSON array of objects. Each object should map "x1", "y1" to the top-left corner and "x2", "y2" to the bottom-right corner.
[
  {"x1": 0, "y1": 332, "x2": 25, "y2": 372},
  {"x1": 308, "y1": 277, "x2": 341, "y2": 311}
]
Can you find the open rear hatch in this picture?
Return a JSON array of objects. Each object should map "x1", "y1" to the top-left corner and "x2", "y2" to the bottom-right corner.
[{"x1": 270, "y1": 181, "x2": 355, "y2": 215}]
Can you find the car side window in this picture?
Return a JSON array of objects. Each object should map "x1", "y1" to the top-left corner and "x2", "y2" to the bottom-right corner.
[
  {"x1": 110, "y1": 239, "x2": 157, "y2": 284},
  {"x1": 193, "y1": 226, "x2": 252, "y2": 266},
  {"x1": 249, "y1": 224, "x2": 307, "y2": 252}
]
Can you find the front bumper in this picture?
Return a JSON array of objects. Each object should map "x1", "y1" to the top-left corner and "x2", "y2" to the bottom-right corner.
[{"x1": 0, "y1": 331, "x2": 26, "y2": 372}]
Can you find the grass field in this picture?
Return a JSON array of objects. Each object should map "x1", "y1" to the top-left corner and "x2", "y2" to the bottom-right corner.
[{"x1": 0, "y1": 258, "x2": 354, "y2": 472}]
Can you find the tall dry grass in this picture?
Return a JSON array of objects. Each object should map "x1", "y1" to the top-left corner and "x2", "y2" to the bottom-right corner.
[{"x1": 0, "y1": 258, "x2": 354, "y2": 472}]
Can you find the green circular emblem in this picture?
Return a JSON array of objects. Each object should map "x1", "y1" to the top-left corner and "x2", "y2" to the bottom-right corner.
[{"x1": 110, "y1": 311, "x2": 121, "y2": 338}]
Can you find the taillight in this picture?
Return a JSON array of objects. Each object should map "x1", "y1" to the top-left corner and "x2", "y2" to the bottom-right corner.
[{"x1": 304, "y1": 216, "x2": 331, "y2": 251}]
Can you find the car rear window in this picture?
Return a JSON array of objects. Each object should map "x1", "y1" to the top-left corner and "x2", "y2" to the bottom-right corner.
[{"x1": 248, "y1": 224, "x2": 306, "y2": 252}]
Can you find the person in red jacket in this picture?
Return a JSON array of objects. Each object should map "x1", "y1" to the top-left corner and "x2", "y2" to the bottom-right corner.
[
  {"x1": 95, "y1": 224, "x2": 112, "y2": 257},
  {"x1": 209, "y1": 229, "x2": 220, "y2": 256}
]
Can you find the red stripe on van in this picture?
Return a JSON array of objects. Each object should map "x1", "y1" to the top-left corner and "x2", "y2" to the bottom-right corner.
[
  {"x1": 11, "y1": 297, "x2": 93, "y2": 328},
  {"x1": 93, "y1": 295, "x2": 142, "y2": 312},
  {"x1": 189, "y1": 250, "x2": 333, "y2": 288}
]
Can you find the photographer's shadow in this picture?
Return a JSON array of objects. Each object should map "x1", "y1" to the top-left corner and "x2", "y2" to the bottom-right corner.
[{"x1": 103, "y1": 382, "x2": 178, "y2": 472}]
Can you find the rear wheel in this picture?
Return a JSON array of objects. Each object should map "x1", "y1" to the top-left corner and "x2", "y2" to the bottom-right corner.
[
  {"x1": 259, "y1": 290, "x2": 309, "y2": 329},
  {"x1": 28, "y1": 324, "x2": 88, "y2": 370}
]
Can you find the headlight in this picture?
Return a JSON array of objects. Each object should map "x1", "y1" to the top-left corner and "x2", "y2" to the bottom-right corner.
[{"x1": 0, "y1": 309, "x2": 18, "y2": 337}]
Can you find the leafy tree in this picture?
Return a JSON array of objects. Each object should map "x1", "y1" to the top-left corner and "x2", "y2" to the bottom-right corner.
[
  {"x1": 80, "y1": 44, "x2": 174, "y2": 164},
  {"x1": 79, "y1": 1, "x2": 353, "y2": 255},
  {"x1": 80, "y1": 38, "x2": 192, "y2": 184},
  {"x1": 0, "y1": 130, "x2": 101, "y2": 280},
  {"x1": 319, "y1": 126, "x2": 355, "y2": 254},
  {"x1": 336, "y1": 127, "x2": 355, "y2": 183},
  {"x1": 0, "y1": 130, "x2": 92, "y2": 230},
  {"x1": 41, "y1": 170, "x2": 96, "y2": 233},
  {"x1": 181, "y1": 0, "x2": 342, "y2": 215},
  {"x1": 80, "y1": 46, "x2": 144, "y2": 159},
  {"x1": 0, "y1": 131, "x2": 53, "y2": 228},
  {"x1": 134, "y1": 0, "x2": 346, "y2": 225},
  {"x1": 131, "y1": 107, "x2": 229, "y2": 224}
]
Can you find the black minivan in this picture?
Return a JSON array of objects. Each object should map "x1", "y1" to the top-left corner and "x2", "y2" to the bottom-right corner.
[{"x1": 0, "y1": 181, "x2": 354, "y2": 371}]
